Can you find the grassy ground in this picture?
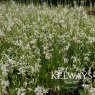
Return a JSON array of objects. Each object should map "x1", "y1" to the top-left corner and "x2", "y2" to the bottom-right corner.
[{"x1": 0, "y1": 2, "x2": 95, "y2": 95}]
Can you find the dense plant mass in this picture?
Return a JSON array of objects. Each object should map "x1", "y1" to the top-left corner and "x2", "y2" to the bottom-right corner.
[
  {"x1": 1, "y1": 0, "x2": 95, "y2": 7},
  {"x1": 0, "y1": 2, "x2": 95, "y2": 95}
]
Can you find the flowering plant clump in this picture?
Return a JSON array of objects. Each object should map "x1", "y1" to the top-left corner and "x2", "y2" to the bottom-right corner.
[{"x1": 0, "y1": 2, "x2": 95, "y2": 95}]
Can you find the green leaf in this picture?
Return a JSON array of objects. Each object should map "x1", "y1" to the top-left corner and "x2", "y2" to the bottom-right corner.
[
  {"x1": 79, "y1": 89, "x2": 86, "y2": 95},
  {"x1": 79, "y1": 89, "x2": 91, "y2": 95}
]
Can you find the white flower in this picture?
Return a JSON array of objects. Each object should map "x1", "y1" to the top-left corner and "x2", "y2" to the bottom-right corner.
[
  {"x1": 88, "y1": 37, "x2": 95, "y2": 44},
  {"x1": 82, "y1": 84, "x2": 90, "y2": 89},
  {"x1": 1, "y1": 80, "x2": 10, "y2": 94},
  {"x1": 1, "y1": 64, "x2": 8, "y2": 76},
  {"x1": 1, "y1": 80, "x2": 9, "y2": 87},
  {"x1": 23, "y1": 82, "x2": 27, "y2": 87},
  {"x1": 71, "y1": 56, "x2": 77, "y2": 63},
  {"x1": 84, "y1": 56, "x2": 89, "y2": 62},
  {"x1": 43, "y1": 46, "x2": 48, "y2": 51},
  {"x1": 64, "y1": 58, "x2": 68, "y2": 63},
  {"x1": 0, "y1": 30, "x2": 5, "y2": 38},
  {"x1": 89, "y1": 87, "x2": 95, "y2": 95},
  {"x1": 55, "y1": 85, "x2": 60, "y2": 91},
  {"x1": 34, "y1": 63, "x2": 41, "y2": 72},
  {"x1": 34, "y1": 86, "x2": 47, "y2": 95},
  {"x1": 64, "y1": 43, "x2": 71, "y2": 51},
  {"x1": 17, "y1": 87, "x2": 26, "y2": 95},
  {"x1": 18, "y1": 67, "x2": 26, "y2": 75},
  {"x1": 45, "y1": 52, "x2": 52, "y2": 60},
  {"x1": 30, "y1": 39, "x2": 37, "y2": 45}
]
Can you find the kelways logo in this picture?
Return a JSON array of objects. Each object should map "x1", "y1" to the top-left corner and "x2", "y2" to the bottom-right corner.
[{"x1": 51, "y1": 67, "x2": 94, "y2": 80}]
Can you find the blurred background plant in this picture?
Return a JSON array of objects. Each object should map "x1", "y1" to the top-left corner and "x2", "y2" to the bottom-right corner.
[{"x1": 0, "y1": 0, "x2": 95, "y2": 7}]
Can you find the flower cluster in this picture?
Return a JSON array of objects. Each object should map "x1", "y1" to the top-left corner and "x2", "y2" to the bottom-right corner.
[{"x1": 0, "y1": 2, "x2": 95, "y2": 95}]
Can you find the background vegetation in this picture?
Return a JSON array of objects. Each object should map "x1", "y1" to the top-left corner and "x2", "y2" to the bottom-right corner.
[{"x1": 0, "y1": 0, "x2": 95, "y2": 7}]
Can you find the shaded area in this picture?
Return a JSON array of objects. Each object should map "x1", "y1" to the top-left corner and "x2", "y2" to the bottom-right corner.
[{"x1": 0, "y1": 0, "x2": 95, "y2": 7}]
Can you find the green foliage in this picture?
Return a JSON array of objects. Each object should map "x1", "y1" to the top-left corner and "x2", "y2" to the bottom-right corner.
[
  {"x1": 0, "y1": 3, "x2": 95, "y2": 95},
  {"x1": 0, "y1": 0, "x2": 95, "y2": 7}
]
